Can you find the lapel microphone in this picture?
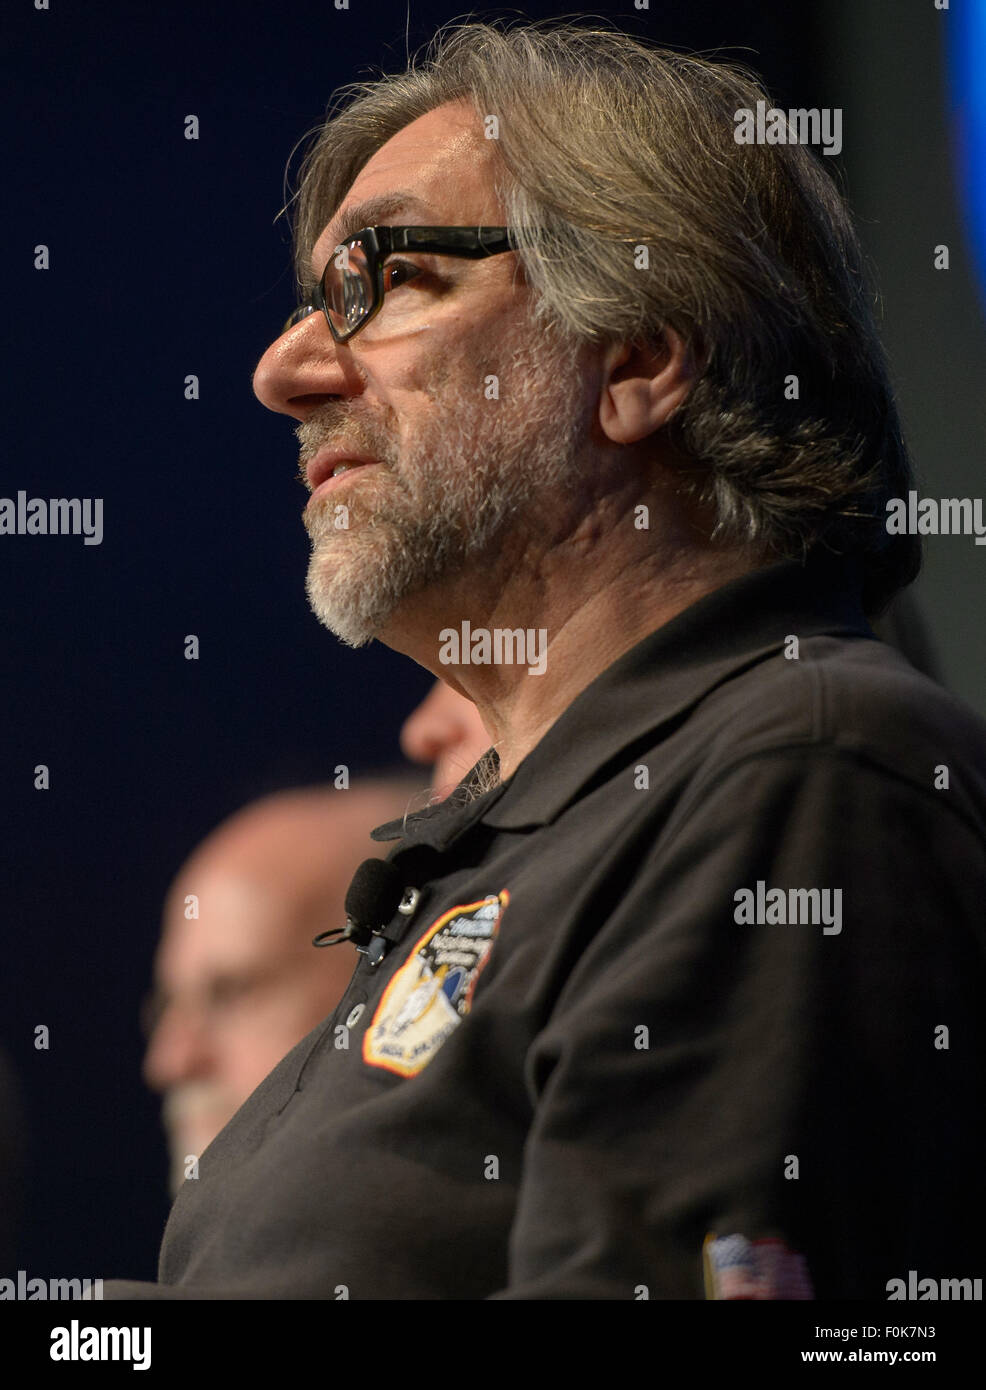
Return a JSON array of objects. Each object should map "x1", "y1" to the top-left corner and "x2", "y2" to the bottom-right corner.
[{"x1": 313, "y1": 858, "x2": 419, "y2": 966}]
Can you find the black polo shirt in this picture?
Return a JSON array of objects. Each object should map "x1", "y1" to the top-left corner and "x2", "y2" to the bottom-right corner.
[{"x1": 105, "y1": 549, "x2": 986, "y2": 1299}]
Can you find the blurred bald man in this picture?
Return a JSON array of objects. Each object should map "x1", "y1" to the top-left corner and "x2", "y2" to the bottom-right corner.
[
  {"x1": 143, "y1": 780, "x2": 415, "y2": 1195},
  {"x1": 400, "y1": 680, "x2": 492, "y2": 800}
]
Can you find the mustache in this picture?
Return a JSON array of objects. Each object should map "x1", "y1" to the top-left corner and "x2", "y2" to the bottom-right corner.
[{"x1": 294, "y1": 410, "x2": 397, "y2": 489}]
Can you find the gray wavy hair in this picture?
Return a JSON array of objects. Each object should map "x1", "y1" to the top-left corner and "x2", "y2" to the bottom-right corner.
[{"x1": 286, "y1": 18, "x2": 919, "y2": 616}]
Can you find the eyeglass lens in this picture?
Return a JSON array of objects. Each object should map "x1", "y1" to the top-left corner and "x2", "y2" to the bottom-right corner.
[{"x1": 324, "y1": 238, "x2": 374, "y2": 337}]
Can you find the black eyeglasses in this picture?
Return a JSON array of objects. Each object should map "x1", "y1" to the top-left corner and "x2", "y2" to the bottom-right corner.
[{"x1": 282, "y1": 225, "x2": 516, "y2": 343}]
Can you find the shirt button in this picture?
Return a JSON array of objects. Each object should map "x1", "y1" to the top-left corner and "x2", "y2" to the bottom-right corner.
[{"x1": 345, "y1": 1003, "x2": 366, "y2": 1028}]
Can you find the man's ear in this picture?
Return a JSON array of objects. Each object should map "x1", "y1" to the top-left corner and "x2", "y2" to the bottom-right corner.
[{"x1": 597, "y1": 326, "x2": 699, "y2": 446}]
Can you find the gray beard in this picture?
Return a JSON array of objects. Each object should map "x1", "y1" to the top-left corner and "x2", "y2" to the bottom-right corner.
[{"x1": 302, "y1": 338, "x2": 589, "y2": 647}]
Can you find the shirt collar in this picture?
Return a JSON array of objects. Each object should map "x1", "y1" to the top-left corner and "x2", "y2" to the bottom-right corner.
[
  {"x1": 371, "y1": 547, "x2": 874, "y2": 845},
  {"x1": 370, "y1": 754, "x2": 508, "y2": 848}
]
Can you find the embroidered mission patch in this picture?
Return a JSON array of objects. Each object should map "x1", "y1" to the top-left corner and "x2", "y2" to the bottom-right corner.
[{"x1": 363, "y1": 891, "x2": 509, "y2": 1078}]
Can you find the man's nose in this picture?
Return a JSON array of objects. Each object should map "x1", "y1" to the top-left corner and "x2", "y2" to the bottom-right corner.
[
  {"x1": 252, "y1": 314, "x2": 363, "y2": 419},
  {"x1": 143, "y1": 1007, "x2": 216, "y2": 1094}
]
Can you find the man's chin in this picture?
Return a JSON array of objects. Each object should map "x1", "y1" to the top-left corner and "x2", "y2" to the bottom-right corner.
[
  {"x1": 304, "y1": 527, "x2": 443, "y2": 649},
  {"x1": 165, "y1": 1116, "x2": 234, "y2": 1196},
  {"x1": 305, "y1": 560, "x2": 391, "y2": 648},
  {"x1": 172, "y1": 1114, "x2": 231, "y2": 1154}
]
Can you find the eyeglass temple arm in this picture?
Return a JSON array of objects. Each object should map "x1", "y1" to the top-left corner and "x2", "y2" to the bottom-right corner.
[{"x1": 382, "y1": 226, "x2": 514, "y2": 257}]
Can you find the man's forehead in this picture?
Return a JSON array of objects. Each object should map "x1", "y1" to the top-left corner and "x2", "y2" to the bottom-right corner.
[
  {"x1": 157, "y1": 873, "x2": 293, "y2": 984},
  {"x1": 310, "y1": 102, "x2": 500, "y2": 275},
  {"x1": 321, "y1": 191, "x2": 435, "y2": 254}
]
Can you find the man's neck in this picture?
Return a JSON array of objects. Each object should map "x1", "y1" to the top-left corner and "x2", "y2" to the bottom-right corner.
[
  {"x1": 385, "y1": 523, "x2": 765, "y2": 780},
  {"x1": 378, "y1": 478, "x2": 767, "y2": 783},
  {"x1": 477, "y1": 552, "x2": 762, "y2": 779}
]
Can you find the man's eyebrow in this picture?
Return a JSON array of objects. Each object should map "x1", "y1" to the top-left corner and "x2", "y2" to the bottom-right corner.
[{"x1": 309, "y1": 192, "x2": 435, "y2": 279}]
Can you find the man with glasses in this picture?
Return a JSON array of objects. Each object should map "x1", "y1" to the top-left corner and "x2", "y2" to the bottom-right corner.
[{"x1": 102, "y1": 20, "x2": 986, "y2": 1300}]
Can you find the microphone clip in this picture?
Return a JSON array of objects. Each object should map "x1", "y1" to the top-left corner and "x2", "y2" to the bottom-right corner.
[
  {"x1": 311, "y1": 920, "x2": 361, "y2": 949},
  {"x1": 311, "y1": 876, "x2": 422, "y2": 962}
]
